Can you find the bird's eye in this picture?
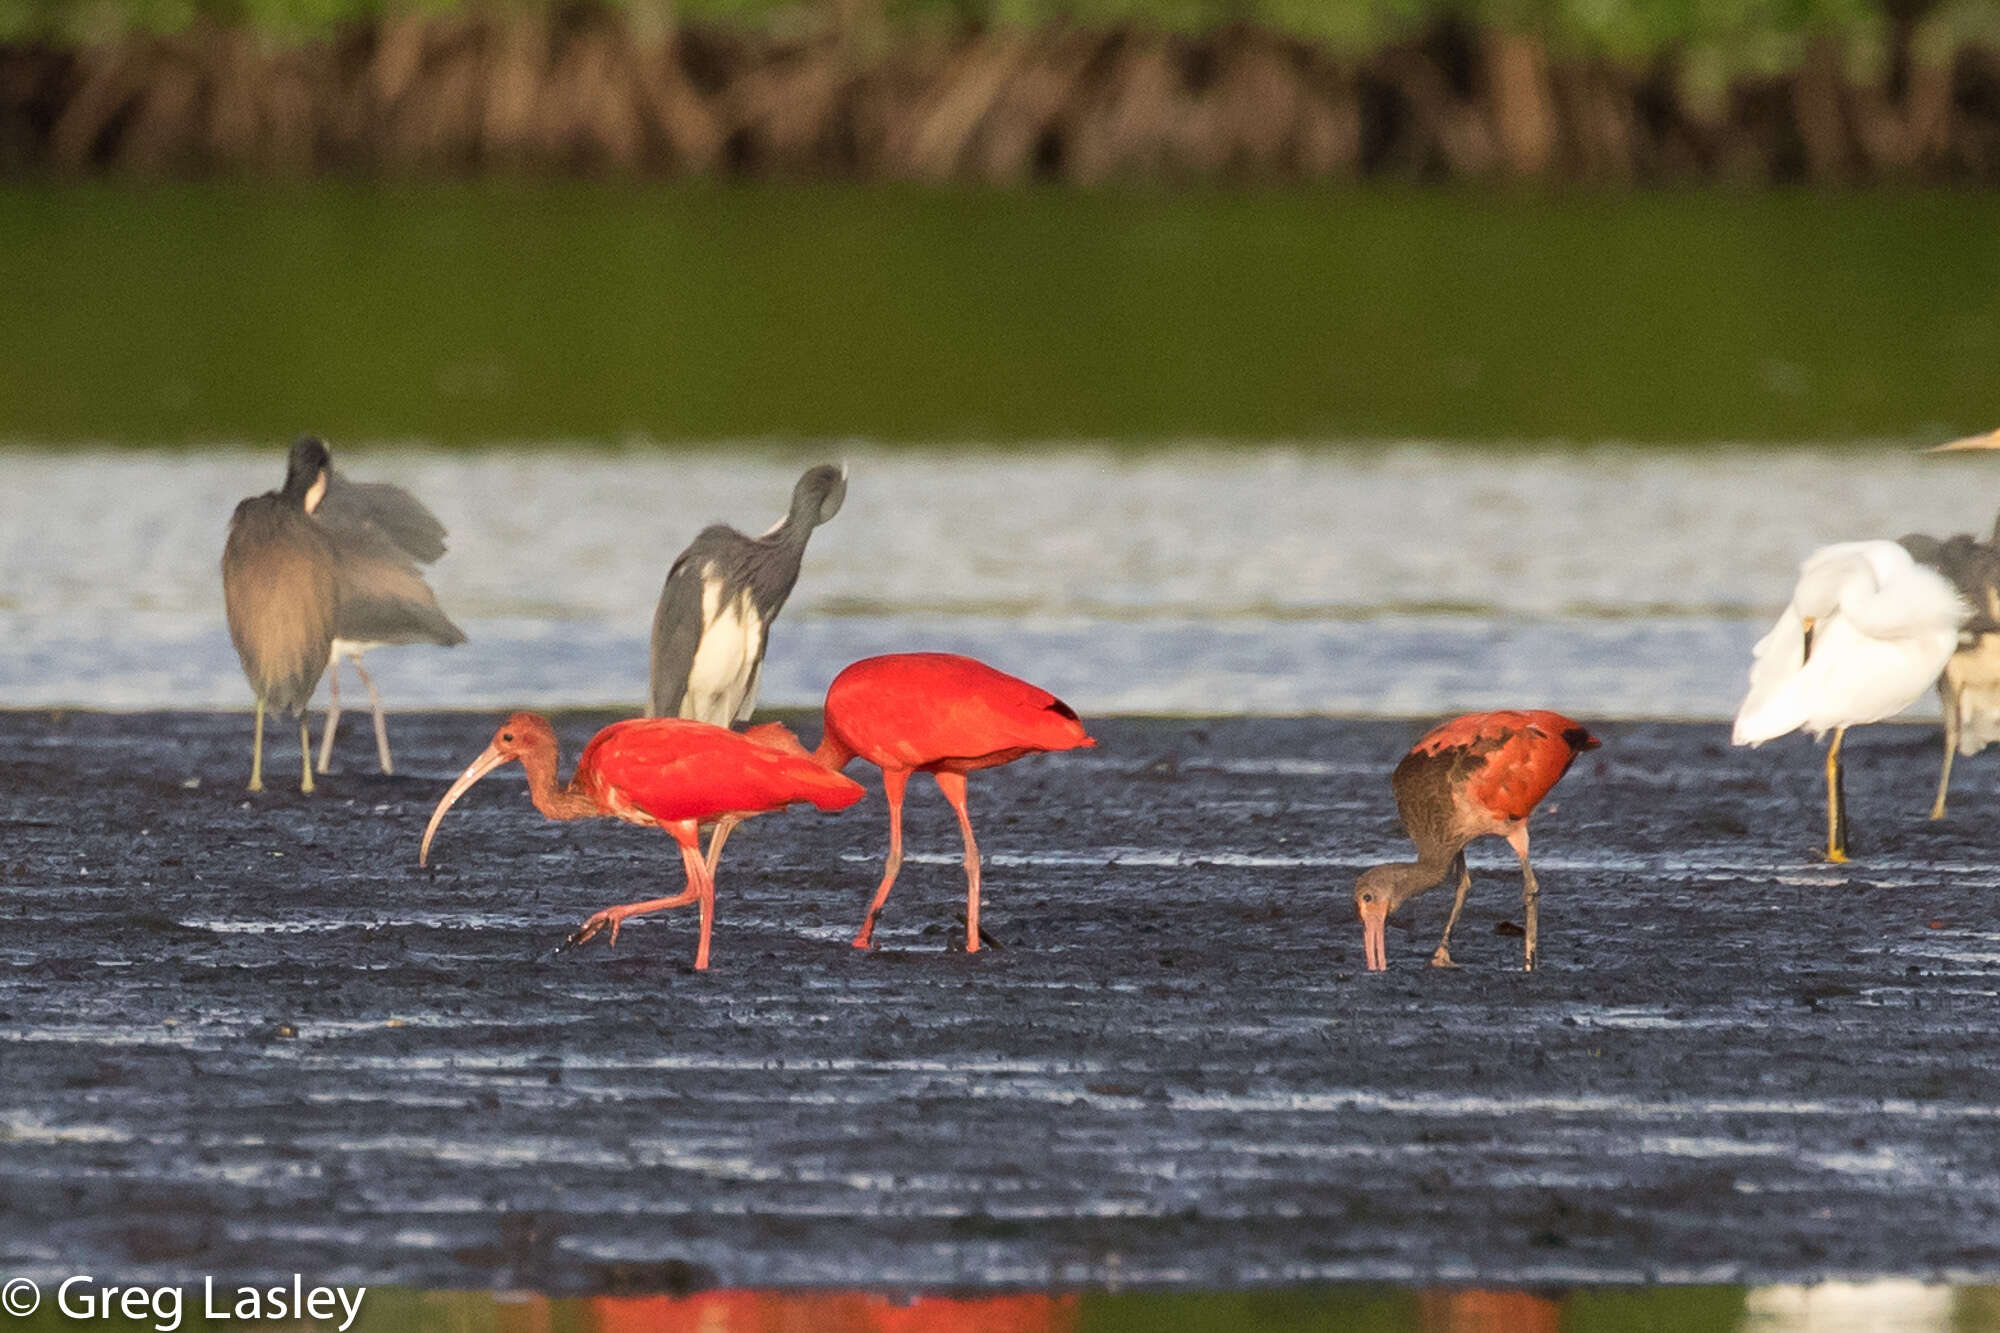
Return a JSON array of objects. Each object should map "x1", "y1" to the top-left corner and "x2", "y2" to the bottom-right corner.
[
  {"x1": 1361, "y1": 892, "x2": 1375, "y2": 904},
  {"x1": 502, "y1": 732, "x2": 514, "y2": 743}
]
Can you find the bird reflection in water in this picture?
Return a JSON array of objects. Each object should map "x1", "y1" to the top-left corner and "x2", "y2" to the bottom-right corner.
[{"x1": 1416, "y1": 1289, "x2": 1561, "y2": 1333}]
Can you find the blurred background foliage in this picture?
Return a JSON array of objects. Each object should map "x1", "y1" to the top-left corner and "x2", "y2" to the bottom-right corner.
[{"x1": 8, "y1": 0, "x2": 2000, "y2": 66}]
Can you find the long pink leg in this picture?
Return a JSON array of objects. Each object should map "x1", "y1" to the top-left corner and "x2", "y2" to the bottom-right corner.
[
  {"x1": 564, "y1": 822, "x2": 713, "y2": 966},
  {"x1": 933, "y1": 771, "x2": 983, "y2": 953},
  {"x1": 703, "y1": 815, "x2": 740, "y2": 878},
  {"x1": 854, "y1": 768, "x2": 908, "y2": 949},
  {"x1": 1506, "y1": 824, "x2": 1539, "y2": 971},
  {"x1": 693, "y1": 847, "x2": 716, "y2": 971}
]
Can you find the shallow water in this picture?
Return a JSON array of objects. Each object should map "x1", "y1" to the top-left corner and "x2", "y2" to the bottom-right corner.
[
  {"x1": 3, "y1": 443, "x2": 1996, "y2": 718},
  {"x1": 5, "y1": 713, "x2": 2000, "y2": 1294}
]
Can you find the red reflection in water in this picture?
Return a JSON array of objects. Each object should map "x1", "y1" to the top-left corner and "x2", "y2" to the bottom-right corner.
[
  {"x1": 582, "y1": 1290, "x2": 1080, "y2": 1333},
  {"x1": 1417, "y1": 1289, "x2": 1562, "y2": 1333}
]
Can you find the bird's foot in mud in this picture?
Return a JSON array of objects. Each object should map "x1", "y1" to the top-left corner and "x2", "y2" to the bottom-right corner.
[
  {"x1": 559, "y1": 909, "x2": 626, "y2": 953},
  {"x1": 1825, "y1": 847, "x2": 1851, "y2": 864},
  {"x1": 950, "y1": 915, "x2": 1004, "y2": 952},
  {"x1": 1428, "y1": 947, "x2": 1460, "y2": 969}
]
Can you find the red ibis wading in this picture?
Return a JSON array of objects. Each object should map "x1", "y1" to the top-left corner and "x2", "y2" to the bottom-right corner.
[
  {"x1": 811, "y1": 653, "x2": 1095, "y2": 952},
  {"x1": 421, "y1": 713, "x2": 864, "y2": 970}
]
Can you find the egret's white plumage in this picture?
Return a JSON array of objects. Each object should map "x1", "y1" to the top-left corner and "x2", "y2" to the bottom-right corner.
[
  {"x1": 1734, "y1": 541, "x2": 1965, "y2": 744},
  {"x1": 1733, "y1": 539, "x2": 1968, "y2": 860}
]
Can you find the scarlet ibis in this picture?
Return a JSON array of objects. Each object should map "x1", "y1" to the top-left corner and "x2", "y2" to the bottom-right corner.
[
  {"x1": 1354, "y1": 710, "x2": 1598, "y2": 972},
  {"x1": 811, "y1": 653, "x2": 1096, "y2": 952},
  {"x1": 1733, "y1": 540, "x2": 1966, "y2": 861},
  {"x1": 420, "y1": 713, "x2": 864, "y2": 970},
  {"x1": 1897, "y1": 528, "x2": 2000, "y2": 819},
  {"x1": 296, "y1": 436, "x2": 466, "y2": 777},
  {"x1": 221, "y1": 438, "x2": 340, "y2": 794},
  {"x1": 648, "y1": 463, "x2": 847, "y2": 870}
]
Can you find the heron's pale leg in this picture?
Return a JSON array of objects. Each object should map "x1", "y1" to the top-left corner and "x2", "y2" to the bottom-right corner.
[
  {"x1": 298, "y1": 714, "x2": 314, "y2": 795},
  {"x1": 934, "y1": 771, "x2": 982, "y2": 953},
  {"x1": 703, "y1": 815, "x2": 741, "y2": 878},
  {"x1": 1825, "y1": 725, "x2": 1849, "y2": 863},
  {"x1": 1931, "y1": 676, "x2": 1959, "y2": 820},
  {"x1": 1430, "y1": 851, "x2": 1471, "y2": 968},
  {"x1": 562, "y1": 823, "x2": 709, "y2": 963},
  {"x1": 351, "y1": 655, "x2": 393, "y2": 774},
  {"x1": 248, "y1": 696, "x2": 266, "y2": 792},
  {"x1": 1507, "y1": 826, "x2": 1538, "y2": 971},
  {"x1": 854, "y1": 768, "x2": 909, "y2": 949},
  {"x1": 316, "y1": 658, "x2": 343, "y2": 774}
]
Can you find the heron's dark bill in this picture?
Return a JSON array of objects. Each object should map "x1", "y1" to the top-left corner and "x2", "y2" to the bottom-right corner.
[{"x1": 418, "y1": 743, "x2": 513, "y2": 866}]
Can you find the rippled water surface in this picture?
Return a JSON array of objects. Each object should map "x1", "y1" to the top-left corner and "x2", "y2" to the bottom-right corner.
[{"x1": 2, "y1": 443, "x2": 1995, "y2": 717}]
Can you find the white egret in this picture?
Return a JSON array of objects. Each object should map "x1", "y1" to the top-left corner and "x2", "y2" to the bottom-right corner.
[{"x1": 1732, "y1": 539, "x2": 1967, "y2": 861}]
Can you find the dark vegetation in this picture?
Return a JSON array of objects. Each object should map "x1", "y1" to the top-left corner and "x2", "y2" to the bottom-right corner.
[{"x1": 4, "y1": 0, "x2": 2000, "y2": 181}]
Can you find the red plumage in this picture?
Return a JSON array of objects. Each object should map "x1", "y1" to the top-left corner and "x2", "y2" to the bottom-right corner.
[
  {"x1": 419, "y1": 712, "x2": 864, "y2": 970},
  {"x1": 577, "y1": 717, "x2": 863, "y2": 825},
  {"x1": 813, "y1": 653, "x2": 1095, "y2": 952},
  {"x1": 819, "y1": 653, "x2": 1094, "y2": 773},
  {"x1": 1357, "y1": 708, "x2": 1599, "y2": 971},
  {"x1": 1408, "y1": 709, "x2": 1599, "y2": 825}
]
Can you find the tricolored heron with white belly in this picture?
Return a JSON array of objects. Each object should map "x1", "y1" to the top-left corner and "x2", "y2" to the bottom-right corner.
[
  {"x1": 221, "y1": 439, "x2": 340, "y2": 794},
  {"x1": 294, "y1": 437, "x2": 466, "y2": 775},
  {"x1": 648, "y1": 462, "x2": 847, "y2": 865}
]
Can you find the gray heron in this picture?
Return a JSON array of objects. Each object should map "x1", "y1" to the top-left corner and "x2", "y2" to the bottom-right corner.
[
  {"x1": 221, "y1": 438, "x2": 340, "y2": 794},
  {"x1": 294, "y1": 436, "x2": 466, "y2": 776},
  {"x1": 648, "y1": 462, "x2": 847, "y2": 865}
]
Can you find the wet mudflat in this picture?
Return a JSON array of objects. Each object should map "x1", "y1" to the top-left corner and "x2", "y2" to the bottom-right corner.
[{"x1": 2, "y1": 709, "x2": 1999, "y2": 1294}]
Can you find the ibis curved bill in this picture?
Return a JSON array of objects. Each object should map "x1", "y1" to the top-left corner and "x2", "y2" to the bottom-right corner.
[
  {"x1": 419, "y1": 712, "x2": 863, "y2": 970},
  {"x1": 418, "y1": 742, "x2": 511, "y2": 866}
]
